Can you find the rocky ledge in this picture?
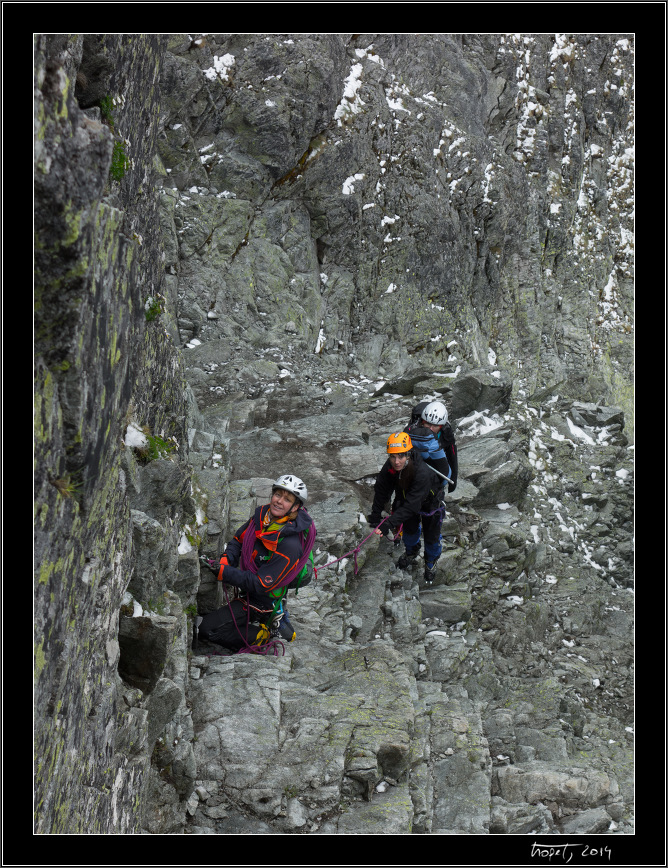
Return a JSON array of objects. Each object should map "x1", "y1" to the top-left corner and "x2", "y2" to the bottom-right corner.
[{"x1": 133, "y1": 365, "x2": 633, "y2": 836}]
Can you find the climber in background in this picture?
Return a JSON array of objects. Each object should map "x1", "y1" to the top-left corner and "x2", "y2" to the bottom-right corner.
[
  {"x1": 197, "y1": 474, "x2": 316, "y2": 652},
  {"x1": 367, "y1": 432, "x2": 446, "y2": 583},
  {"x1": 405, "y1": 399, "x2": 458, "y2": 493}
]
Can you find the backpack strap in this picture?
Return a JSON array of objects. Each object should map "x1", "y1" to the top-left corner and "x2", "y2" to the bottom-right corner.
[{"x1": 280, "y1": 517, "x2": 317, "y2": 590}]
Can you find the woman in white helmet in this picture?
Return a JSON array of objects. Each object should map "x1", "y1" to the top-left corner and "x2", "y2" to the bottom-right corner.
[
  {"x1": 406, "y1": 400, "x2": 457, "y2": 492},
  {"x1": 402, "y1": 400, "x2": 458, "y2": 582},
  {"x1": 198, "y1": 474, "x2": 316, "y2": 652}
]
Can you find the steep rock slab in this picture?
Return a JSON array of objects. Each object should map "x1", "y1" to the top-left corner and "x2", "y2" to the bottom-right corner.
[
  {"x1": 34, "y1": 33, "x2": 184, "y2": 835},
  {"x1": 188, "y1": 640, "x2": 420, "y2": 833}
]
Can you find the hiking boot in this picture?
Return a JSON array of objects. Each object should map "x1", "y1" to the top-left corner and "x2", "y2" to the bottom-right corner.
[
  {"x1": 397, "y1": 549, "x2": 419, "y2": 570},
  {"x1": 424, "y1": 562, "x2": 438, "y2": 584}
]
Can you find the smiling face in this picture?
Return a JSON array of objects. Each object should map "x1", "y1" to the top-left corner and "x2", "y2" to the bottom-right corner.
[{"x1": 269, "y1": 487, "x2": 299, "y2": 519}]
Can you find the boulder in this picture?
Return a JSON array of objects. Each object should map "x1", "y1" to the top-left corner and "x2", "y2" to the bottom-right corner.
[
  {"x1": 420, "y1": 583, "x2": 472, "y2": 624},
  {"x1": 129, "y1": 459, "x2": 195, "y2": 523},
  {"x1": 145, "y1": 677, "x2": 184, "y2": 745},
  {"x1": 128, "y1": 510, "x2": 178, "y2": 604},
  {"x1": 470, "y1": 454, "x2": 534, "y2": 507},
  {"x1": 118, "y1": 614, "x2": 180, "y2": 694},
  {"x1": 493, "y1": 762, "x2": 618, "y2": 811},
  {"x1": 490, "y1": 797, "x2": 556, "y2": 834},
  {"x1": 448, "y1": 367, "x2": 513, "y2": 422}
]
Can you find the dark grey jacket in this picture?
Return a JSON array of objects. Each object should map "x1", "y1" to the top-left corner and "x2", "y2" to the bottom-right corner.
[{"x1": 369, "y1": 449, "x2": 440, "y2": 533}]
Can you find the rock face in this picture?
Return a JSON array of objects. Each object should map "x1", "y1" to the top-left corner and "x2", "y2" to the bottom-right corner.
[{"x1": 34, "y1": 33, "x2": 634, "y2": 837}]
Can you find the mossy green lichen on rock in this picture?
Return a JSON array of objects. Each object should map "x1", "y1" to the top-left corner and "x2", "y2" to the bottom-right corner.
[
  {"x1": 34, "y1": 31, "x2": 635, "y2": 836},
  {"x1": 34, "y1": 32, "x2": 178, "y2": 836}
]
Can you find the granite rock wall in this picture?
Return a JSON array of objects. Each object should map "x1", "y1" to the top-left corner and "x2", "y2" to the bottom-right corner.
[{"x1": 33, "y1": 33, "x2": 634, "y2": 840}]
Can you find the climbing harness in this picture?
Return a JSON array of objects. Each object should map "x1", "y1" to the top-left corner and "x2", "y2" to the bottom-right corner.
[
  {"x1": 420, "y1": 501, "x2": 447, "y2": 522},
  {"x1": 196, "y1": 574, "x2": 283, "y2": 657},
  {"x1": 221, "y1": 580, "x2": 287, "y2": 657}
]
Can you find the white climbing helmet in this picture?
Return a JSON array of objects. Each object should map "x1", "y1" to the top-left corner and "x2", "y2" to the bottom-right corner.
[
  {"x1": 421, "y1": 401, "x2": 448, "y2": 426},
  {"x1": 272, "y1": 474, "x2": 308, "y2": 505}
]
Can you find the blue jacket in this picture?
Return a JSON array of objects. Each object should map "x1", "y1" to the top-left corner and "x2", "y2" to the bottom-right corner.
[{"x1": 405, "y1": 406, "x2": 458, "y2": 492}]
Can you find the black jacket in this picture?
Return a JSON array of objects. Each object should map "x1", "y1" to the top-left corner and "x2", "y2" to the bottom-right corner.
[
  {"x1": 369, "y1": 449, "x2": 441, "y2": 533},
  {"x1": 222, "y1": 505, "x2": 313, "y2": 615}
]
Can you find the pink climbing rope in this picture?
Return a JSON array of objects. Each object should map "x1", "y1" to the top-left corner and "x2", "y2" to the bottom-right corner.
[{"x1": 313, "y1": 516, "x2": 396, "y2": 581}]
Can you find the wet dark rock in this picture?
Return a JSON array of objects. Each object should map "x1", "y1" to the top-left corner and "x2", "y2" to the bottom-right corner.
[{"x1": 118, "y1": 614, "x2": 179, "y2": 694}]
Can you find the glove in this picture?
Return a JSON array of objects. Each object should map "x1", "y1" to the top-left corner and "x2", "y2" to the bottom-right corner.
[
  {"x1": 217, "y1": 555, "x2": 229, "y2": 582},
  {"x1": 199, "y1": 555, "x2": 220, "y2": 574},
  {"x1": 375, "y1": 522, "x2": 395, "y2": 539}
]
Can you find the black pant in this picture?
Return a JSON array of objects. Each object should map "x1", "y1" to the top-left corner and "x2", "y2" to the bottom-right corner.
[{"x1": 199, "y1": 600, "x2": 264, "y2": 651}]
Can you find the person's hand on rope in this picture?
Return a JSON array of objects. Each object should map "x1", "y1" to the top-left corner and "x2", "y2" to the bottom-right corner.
[{"x1": 371, "y1": 517, "x2": 395, "y2": 540}]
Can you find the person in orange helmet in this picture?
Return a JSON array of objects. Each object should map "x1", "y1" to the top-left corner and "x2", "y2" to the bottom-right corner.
[{"x1": 368, "y1": 432, "x2": 445, "y2": 582}]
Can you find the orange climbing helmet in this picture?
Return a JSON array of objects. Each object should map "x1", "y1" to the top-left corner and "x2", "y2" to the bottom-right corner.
[{"x1": 386, "y1": 432, "x2": 413, "y2": 454}]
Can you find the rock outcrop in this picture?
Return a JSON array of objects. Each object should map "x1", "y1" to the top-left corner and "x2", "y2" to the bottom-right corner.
[{"x1": 34, "y1": 33, "x2": 634, "y2": 841}]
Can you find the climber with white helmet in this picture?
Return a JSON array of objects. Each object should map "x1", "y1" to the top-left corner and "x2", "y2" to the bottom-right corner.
[
  {"x1": 393, "y1": 399, "x2": 457, "y2": 581},
  {"x1": 406, "y1": 400, "x2": 458, "y2": 493},
  {"x1": 197, "y1": 474, "x2": 316, "y2": 651},
  {"x1": 367, "y1": 432, "x2": 445, "y2": 583}
]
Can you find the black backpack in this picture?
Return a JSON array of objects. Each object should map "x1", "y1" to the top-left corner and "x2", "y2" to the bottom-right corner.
[{"x1": 409, "y1": 401, "x2": 429, "y2": 427}]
